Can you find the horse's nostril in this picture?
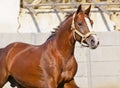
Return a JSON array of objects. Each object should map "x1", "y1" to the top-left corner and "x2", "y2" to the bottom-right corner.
[
  {"x1": 97, "y1": 41, "x2": 99, "y2": 45},
  {"x1": 91, "y1": 39, "x2": 95, "y2": 45}
]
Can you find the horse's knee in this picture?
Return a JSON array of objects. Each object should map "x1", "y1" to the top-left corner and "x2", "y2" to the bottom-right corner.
[
  {"x1": 0, "y1": 69, "x2": 9, "y2": 87},
  {"x1": 0, "y1": 80, "x2": 7, "y2": 88},
  {"x1": 0, "y1": 78, "x2": 8, "y2": 87},
  {"x1": 8, "y1": 76, "x2": 24, "y2": 88}
]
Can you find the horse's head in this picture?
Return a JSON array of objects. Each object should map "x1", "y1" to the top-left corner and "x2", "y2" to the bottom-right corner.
[{"x1": 71, "y1": 5, "x2": 99, "y2": 49}]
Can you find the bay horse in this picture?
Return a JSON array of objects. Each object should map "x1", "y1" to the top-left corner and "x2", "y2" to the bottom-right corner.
[{"x1": 0, "y1": 4, "x2": 99, "y2": 88}]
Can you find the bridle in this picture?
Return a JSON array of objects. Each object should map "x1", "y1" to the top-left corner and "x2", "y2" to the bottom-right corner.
[{"x1": 71, "y1": 13, "x2": 96, "y2": 44}]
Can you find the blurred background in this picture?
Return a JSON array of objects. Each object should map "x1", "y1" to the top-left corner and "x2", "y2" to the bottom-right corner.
[
  {"x1": 0, "y1": 0, "x2": 120, "y2": 33},
  {"x1": 1, "y1": 0, "x2": 120, "y2": 88}
]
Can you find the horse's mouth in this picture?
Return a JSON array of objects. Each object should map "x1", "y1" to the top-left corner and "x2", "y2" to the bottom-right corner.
[
  {"x1": 88, "y1": 40, "x2": 99, "y2": 49},
  {"x1": 80, "y1": 38, "x2": 99, "y2": 49}
]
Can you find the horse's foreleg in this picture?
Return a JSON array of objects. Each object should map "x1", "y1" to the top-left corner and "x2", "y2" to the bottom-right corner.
[
  {"x1": 8, "y1": 76, "x2": 24, "y2": 88},
  {"x1": 64, "y1": 78, "x2": 79, "y2": 88},
  {"x1": 0, "y1": 66, "x2": 9, "y2": 87}
]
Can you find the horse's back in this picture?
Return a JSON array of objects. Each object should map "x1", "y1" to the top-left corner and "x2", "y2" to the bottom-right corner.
[
  {"x1": 3, "y1": 42, "x2": 42, "y2": 69},
  {"x1": 3, "y1": 42, "x2": 47, "y2": 87}
]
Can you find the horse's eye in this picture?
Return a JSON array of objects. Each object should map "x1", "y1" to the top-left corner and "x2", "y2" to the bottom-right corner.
[{"x1": 78, "y1": 22, "x2": 82, "y2": 26}]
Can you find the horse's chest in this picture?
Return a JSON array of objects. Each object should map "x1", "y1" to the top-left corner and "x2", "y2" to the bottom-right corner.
[{"x1": 60, "y1": 57, "x2": 77, "y2": 82}]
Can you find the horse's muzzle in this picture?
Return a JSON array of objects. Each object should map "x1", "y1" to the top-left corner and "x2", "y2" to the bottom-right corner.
[{"x1": 86, "y1": 35, "x2": 99, "y2": 49}]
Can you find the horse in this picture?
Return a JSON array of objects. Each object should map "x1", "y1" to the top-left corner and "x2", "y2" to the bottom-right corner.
[{"x1": 0, "y1": 4, "x2": 99, "y2": 88}]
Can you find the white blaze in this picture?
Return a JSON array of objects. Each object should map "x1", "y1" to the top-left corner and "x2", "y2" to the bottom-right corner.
[
  {"x1": 85, "y1": 17, "x2": 99, "y2": 45},
  {"x1": 85, "y1": 17, "x2": 93, "y2": 31}
]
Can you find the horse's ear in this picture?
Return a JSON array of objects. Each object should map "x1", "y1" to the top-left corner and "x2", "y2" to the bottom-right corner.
[
  {"x1": 85, "y1": 5, "x2": 91, "y2": 15},
  {"x1": 76, "y1": 4, "x2": 83, "y2": 14}
]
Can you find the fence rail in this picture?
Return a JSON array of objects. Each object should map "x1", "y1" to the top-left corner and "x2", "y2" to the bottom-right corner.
[
  {"x1": 24, "y1": 3, "x2": 120, "y2": 7},
  {"x1": 22, "y1": 2, "x2": 120, "y2": 15}
]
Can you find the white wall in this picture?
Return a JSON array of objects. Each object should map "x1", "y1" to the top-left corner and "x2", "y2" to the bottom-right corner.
[
  {"x1": 18, "y1": 9, "x2": 116, "y2": 33},
  {"x1": 18, "y1": 9, "x2": 66, "y2": 33},
  {"x1": 0, "y1": 0, "x2": 20, "y2": 33}
]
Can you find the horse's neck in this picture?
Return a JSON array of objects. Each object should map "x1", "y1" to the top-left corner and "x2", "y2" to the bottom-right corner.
[{"x1": 55, "y1": 16, "x2": 76, "y2": 57}]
